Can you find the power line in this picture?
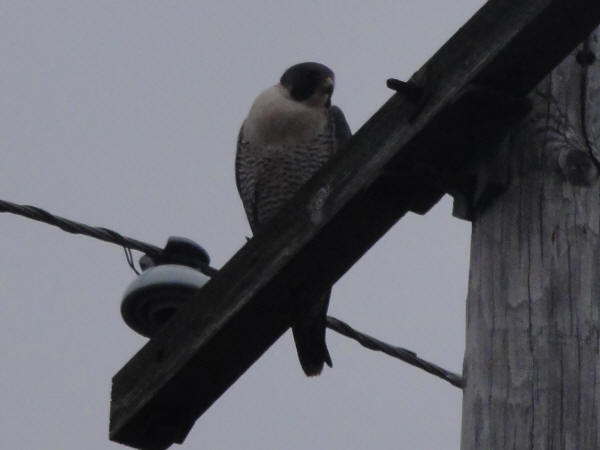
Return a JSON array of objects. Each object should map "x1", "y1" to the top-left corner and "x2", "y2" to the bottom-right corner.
[
  {"x1": 0, "y1": 198, "x2": 162, "y2": 255},
  {"x1": 0, "y1": 198, "x2": 219, "y2": 276},
  {"x1": 0, "y1": 197, "x2": 462, "y2": 388},
  {"x1": 326, "y1": 316, "x2": 463, "y2": 388}
]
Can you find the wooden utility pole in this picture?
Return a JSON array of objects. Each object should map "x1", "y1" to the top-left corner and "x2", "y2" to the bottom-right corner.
[
  {"x1": 110, "y1": 2, "x2": 600, "y2": 448},
  {"x1": 461, "y1": 32, "x2": 600, "y2": 449}
]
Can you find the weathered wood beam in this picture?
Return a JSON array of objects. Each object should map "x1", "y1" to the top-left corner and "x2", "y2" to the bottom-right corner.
[{"x1": 110, "y1": 1, "x2": 600, "y2": 448}]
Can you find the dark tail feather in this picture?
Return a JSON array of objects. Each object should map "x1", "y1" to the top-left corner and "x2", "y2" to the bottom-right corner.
[{"x1": 291, "y1": 291, "x2": 332, "y2": 376}]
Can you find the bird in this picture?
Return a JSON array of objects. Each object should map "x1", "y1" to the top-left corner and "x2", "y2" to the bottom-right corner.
[{"x1": 235, "y1": 62, "x2": 351, "y2": 376}]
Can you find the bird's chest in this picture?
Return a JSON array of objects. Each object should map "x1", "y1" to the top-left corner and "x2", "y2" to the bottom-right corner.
[{"x1": 244, "y1": 97, "x2": 328, "y2": 148}]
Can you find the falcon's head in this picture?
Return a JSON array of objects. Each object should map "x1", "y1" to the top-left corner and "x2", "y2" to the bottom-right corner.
[{"x1": 280, "y1": 62, "x2": 335, "y2": 108}]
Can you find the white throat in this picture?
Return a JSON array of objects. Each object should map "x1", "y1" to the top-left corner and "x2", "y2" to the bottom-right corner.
[{"x1": 243, "y1": 85, "x2": 328, "y2": 147}]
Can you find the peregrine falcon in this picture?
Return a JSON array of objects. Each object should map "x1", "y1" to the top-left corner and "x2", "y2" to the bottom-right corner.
[{"x1": 235, "y1": 62, "x2": 351, "y2": 376}]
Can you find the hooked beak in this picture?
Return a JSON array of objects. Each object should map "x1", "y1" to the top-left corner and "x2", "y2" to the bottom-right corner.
[{"x1": 323, "y1": 76, "x2": 334, "y2": 95}]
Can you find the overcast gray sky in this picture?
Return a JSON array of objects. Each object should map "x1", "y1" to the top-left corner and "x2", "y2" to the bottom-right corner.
[{"x1": 0, "y1": 1, "x2": 484, "y2": 449}]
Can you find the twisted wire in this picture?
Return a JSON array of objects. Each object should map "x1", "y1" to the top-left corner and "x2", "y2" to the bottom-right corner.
[
  {"x1": 0, "y1": 196, "x2": 462, "y2": 387},
  {"x1": 327, "y1": 316, "x2": 463, "y2": 388},
  {"x1": 0, "y1": 198, "x2": 162, "y2": 255},
  {"x1": 0, "y1": 198, "x2": 219, "y2": 276}
]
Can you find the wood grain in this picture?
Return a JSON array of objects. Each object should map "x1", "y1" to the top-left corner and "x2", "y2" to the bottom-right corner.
[{"x1": 461, "y1": 29, "x2": 600, "y2": 450}]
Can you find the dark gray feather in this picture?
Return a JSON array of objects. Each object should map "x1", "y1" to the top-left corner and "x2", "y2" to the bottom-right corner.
[
  {"x1": 330, "y1": 105, "x2": 351, "y2": 147},
  {"x1": 235, "y1": 123, "x2": 259, "y2": 232}
]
